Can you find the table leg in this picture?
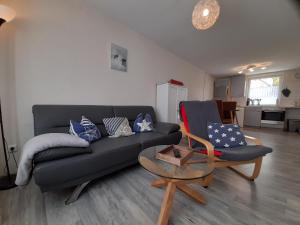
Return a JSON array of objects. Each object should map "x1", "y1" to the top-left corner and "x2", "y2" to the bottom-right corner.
[
  {"x1": 235, "y1": 111, "x2": 239, "y2": 126},
  {"x1": 230, "y1": 111, "x2": 234, "y2": 124},
  {"x1": 156, "y1": 182, "x2": 176, "y2": 225},
  {"x1": 152, "y1": 179, "x2": 167, "y2": 188},
  {"x1": 176, "y1": 184, "x2": 206, "y2": 204}
]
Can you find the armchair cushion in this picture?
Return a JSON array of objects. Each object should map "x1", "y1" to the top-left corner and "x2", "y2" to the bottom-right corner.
[
  {"x1": 154, "y1": 122, "x2": 180, "y2": 135},
  {"x1": 214, "y1": 145, "x2": 272, "y2": 161}
]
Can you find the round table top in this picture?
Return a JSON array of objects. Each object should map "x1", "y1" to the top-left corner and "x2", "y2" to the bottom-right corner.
[{"x1": 138, "y1": 145, "x2": 214, "y2": 180}]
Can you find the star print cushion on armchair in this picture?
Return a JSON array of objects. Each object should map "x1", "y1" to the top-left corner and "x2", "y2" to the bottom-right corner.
[
  {"x1": 207, "y1": 122, "x2": 246, "y2": 148},
  {"x1": 133, "y1": 113, "x2": 154, "y2": 133}
]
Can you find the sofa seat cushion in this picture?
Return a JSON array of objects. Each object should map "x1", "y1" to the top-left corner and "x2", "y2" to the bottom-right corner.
[
  {"x1": 34, "y1": 138, "x2": 141, "y2": 187},
  {"x1": 90, "y1": 133, "x2": 164, "y2": 151},
  {"x1": 154, "y1": 122, "x2": 180, "y2": 135},
  {"x1": 215, "y1": 145, "x2": 272, "y2": 161},
  {"x1": 34, "y1": 147, "x2": 93, "y2": 164},
  {"x1": 92, "y1": 131, "x2": 182, "y2": 151},
  {"x1": 90, "y1": 136, "x2": 140, "y2": 153},
  {"x1": 125, "y1": 131, "x2": 182, "y2": 149}
]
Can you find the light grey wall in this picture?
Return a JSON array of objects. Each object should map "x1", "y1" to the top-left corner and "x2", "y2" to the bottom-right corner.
[
  {"x1": 0, "y1": 0, "x2": 214, "y2": 157},
  {"x1": 280, "y1": 69, "x2": 300, "y2": 107}
]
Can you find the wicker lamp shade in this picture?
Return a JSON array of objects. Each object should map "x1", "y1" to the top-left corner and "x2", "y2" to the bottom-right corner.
[
  {"x1": 192, "y1": 0, "x2": 220, "y2": 30},
  {"x1": 0, "y1": 5, "x2": 16, "y2": 23}
]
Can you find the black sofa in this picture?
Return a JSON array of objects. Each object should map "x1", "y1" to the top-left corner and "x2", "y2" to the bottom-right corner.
[{"x1": 32, "y1": 105, "x2": 181, "y2": 203}]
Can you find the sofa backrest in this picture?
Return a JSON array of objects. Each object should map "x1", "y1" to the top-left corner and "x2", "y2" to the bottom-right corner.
[
  {"x1": 32, "y1": 105, "x2": 156, "y2": 137},
  {"x1": 113, "y1": 106, "x2": 156, "y2": 127}
]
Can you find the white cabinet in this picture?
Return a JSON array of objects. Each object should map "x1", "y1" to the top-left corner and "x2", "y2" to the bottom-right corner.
[
  {"x1": 214, "y1": 75, "x2": 246, "y2": 99},
  {"x1": 214, "y1": 78, "x2": 230, "y2": 100},
  {"x1": 231, "y1": 75, "x2": 246, "y2": 98},
  {"x1": 156, "y1": 83, "x2": 188, "y2": 124},
  {"x1": 244, "y1": 106, "x2": 262, "y2": 127}
]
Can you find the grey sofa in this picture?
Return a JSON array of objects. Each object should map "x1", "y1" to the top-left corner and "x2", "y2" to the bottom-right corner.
[{"x1": 32, "y1": 105, "x2": 181, "y2": 203}]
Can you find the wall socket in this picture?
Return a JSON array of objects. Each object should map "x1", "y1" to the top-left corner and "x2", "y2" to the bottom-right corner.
[{"x1": 8, "y1": 144, "x2": 17, "y2": 152}]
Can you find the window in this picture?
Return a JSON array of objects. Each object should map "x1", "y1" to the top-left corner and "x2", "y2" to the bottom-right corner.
[{"x1": 248, "y1": 76, "x2": 280, "y2": 105}]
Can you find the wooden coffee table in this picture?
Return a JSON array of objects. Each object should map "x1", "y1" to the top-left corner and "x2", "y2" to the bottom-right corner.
[{"x1": 138, "y1": 145, "x2": 214, "y2": 225}]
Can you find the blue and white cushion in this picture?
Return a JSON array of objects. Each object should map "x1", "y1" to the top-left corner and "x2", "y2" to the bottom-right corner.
[
  {"x1": 207, "y1": 122, "x2": 246, "y2": 148},
  {"x1": 103, "y1": 117, "x2": 135, "y2": 138},
  {"x1": 133, "y1": 113, "x2": 153, "y2": 133},
  {"x1": 70, "y1": 116, "x2": 101, "y2": 143},
  {"x1": 69, "y1": 120, "x2": 85, "y2": 135}
]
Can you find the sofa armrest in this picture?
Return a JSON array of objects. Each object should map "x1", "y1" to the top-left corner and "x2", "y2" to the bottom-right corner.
[{"x1": 154, "y1": 122, "x2": 180, "y2": 135}]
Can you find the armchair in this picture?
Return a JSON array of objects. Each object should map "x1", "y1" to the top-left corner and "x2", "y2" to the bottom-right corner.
[{"x1": 180, "y1": 101, "x2": 272, "y2": 183}]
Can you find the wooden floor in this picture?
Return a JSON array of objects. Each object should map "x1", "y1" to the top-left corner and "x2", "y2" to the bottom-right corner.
[{"x1": 0, "y1": 128, "x2": 299, "y2": 225}]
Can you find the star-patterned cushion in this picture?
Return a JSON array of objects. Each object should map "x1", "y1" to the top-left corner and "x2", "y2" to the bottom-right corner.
[
  {"x1": 207, "y1": 122, "x2": 246, "y2": 148},
  {"x1": 133, "y1": 113, "x2": 154, "y2": 133}
]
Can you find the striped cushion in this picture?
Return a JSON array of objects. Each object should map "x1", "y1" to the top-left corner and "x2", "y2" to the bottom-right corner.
[
  {"x1": 103, "y1": 117, "x2": 125, "y2": 136},
  {"x1": 103, "y1": 117, "x2": 134, "y2": 137}
]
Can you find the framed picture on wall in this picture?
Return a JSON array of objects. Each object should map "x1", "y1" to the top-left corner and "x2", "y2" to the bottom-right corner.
[{"x1": 110, "y1": 43, "x2": 128, "y2": 72}]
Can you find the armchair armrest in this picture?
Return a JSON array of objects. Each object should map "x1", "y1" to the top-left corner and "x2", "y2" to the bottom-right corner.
[
  {"x1": 244, "y1": 135, "x2": 262, "y2": 145},
  {"x1": 180, "y1": 123, "x2": 214, "y2": 159},
  {"x1": 154, "y1": 122, "x2": 180, "y2": 135}
]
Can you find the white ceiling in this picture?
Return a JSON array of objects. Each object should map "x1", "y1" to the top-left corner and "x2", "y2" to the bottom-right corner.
[{"x1": 90, "y1": 0, "x2": 300, "y2": 77}]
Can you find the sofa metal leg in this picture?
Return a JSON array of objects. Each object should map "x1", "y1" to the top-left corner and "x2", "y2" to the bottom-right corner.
[{"x1": 65, "y1": 181, "x2": 91, "y2": 205}]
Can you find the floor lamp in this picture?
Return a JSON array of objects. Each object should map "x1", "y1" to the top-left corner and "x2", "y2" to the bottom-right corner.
[{"x1": 0, "y1": 4, "x2": 16, "y2": 190}]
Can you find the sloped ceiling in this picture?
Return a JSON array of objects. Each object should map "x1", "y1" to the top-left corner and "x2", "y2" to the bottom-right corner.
[{"x1": 90, "y1": 0, "x2": 300, "y2": 76}]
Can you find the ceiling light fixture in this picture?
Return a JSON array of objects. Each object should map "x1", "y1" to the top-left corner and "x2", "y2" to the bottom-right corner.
[
  {"x1": 0, "y1": 4, "x2": 16, "y2": 26},
  {"x1": 202, "y1": 9, "x2": 210, "y2": 17},
  {"x1": 234, "y1": 62, "x2": 272, "y2": 74},
  {"x1": 192, "y1": 0, "x2": 220, "y2": 30},
  {"x1": 247, "y1": 65, "x2": 256, "y2": 73}
]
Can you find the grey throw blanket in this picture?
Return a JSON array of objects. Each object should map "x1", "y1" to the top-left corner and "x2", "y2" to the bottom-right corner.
[{"x1": 15, "y1": 133, "x2": 89, "y2": 186}]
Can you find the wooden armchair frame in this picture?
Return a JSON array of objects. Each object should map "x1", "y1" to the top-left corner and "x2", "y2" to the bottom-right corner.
[{"x1": 180, "y1": 123, "x2": 263, "y2": 184}]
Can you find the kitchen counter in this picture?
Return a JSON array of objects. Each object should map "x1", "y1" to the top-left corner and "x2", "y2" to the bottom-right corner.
[{"x1": 242, "y1": 105, "x2": 300, "y2": 130}]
